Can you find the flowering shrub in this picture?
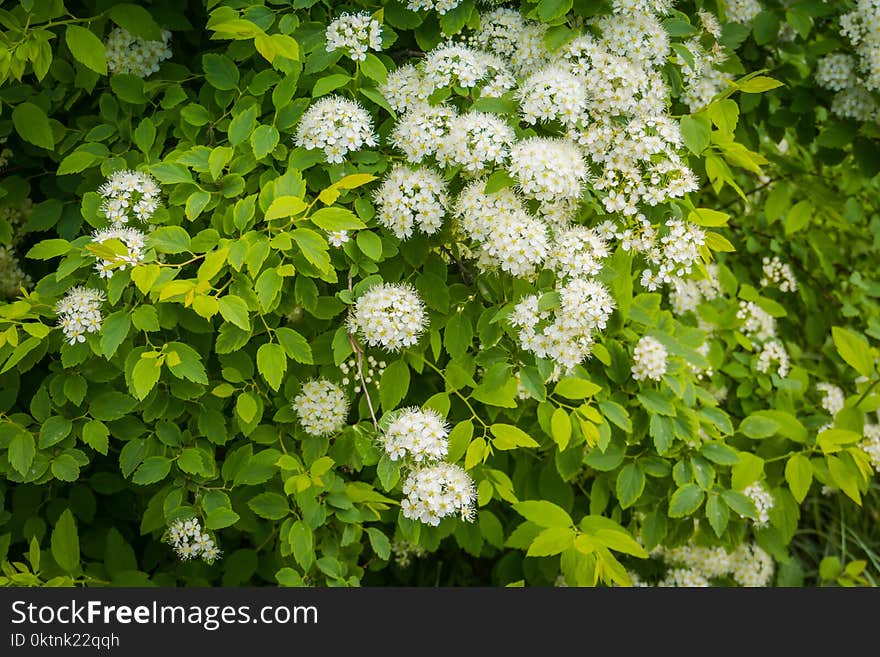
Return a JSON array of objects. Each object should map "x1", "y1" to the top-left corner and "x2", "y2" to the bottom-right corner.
[{"x1": 0, "y1": 0, "x2": 879, "y2": 589}]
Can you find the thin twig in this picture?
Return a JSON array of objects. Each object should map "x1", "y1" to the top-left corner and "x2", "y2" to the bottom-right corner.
[{"x1": 348, "y1": 274, "x2": 379, "y2": 431}]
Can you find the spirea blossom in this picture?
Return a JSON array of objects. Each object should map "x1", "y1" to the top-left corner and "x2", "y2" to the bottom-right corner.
[
  {"x1": 422, "y1": 43, "x2": 514, "y2": 96},
  {"x1": 166, "y1": 518, "x2": 221, "y2": 563},
  {"x1": 517, "y1": 65, "x2": 588, "y2": 126},
  {"x1": 406, "y1": 0, "x2": 461, "y2": 14},
  {"x1": 760, "y1": 256, "x2": 797, "y2": 292},
  {"x1": 55, "y1": 287, "x2": 105, "y2": 345},
  {"x1": 861, "y1": 423, "x2": 880, "y2": 472},
  {"x1": 328, "y1": 230, "x2": 349, "y2": 247},
  {"x1": 816, "y1": 54, "x2": 859, "y2": 92},
  {"x1": 594, "y1": 11, "x2": 670, "y2": 66},
  {"x1": 382, "y1": 408, "x2": 449, "y2": 463},
  {"x1": 669, "y1": 265, "x2": 721, "y2": 315},
  {"x1": 658, "y1": 568, "x2": 710, "y2": 587},
  {"x1": 435, "y1": 111, "x2": 515, "y2": 173},
  {"x1": 631, "y1": 336, "x2": 668, "y2": 381},
  {"x1": 816, "y1": 382, "x2": 845, "y2": 417},
  {"x1": 546, "y1": 226, "x2": 610, "y2": 280},
  {"x1": 742, "y1": 482, "x2": 774, "y2": 527},
  {"x1": 325, "y1": 12, "x2": 382, "y2": 62},
  {"x1": 90, "y1": 227, "x2": 146, "y2": 278},
  {"x1": 0, "y1": 246, "x2": 30, "y2": 297},
  {"x1": 731, "y1": 543, "x2": 775, "y2": 587},
  {"x1": 380, "y1": 64, "x2": 432, "y2": 113},
  {"x1": 723, "y1": 0, "x2": 762, "y2": 25},
  {"x1": 737, "y1": 300, "x2": 776, "y2": 340},
  {"x1": 293, "y1": 379, "x2": 349, "y2": 436},
  {"x1": 349, "y1": 283, "x2": 428, "y2": 351},
  {"x1": 831, "y1": 87, "x2": 879, "y2": 122},
  {"x1": 637, "y1": 219, "x2": 706, "y2": 290},
  {"x1": 756, "y1": 339, "x2": 790, "y2": 378},
  {"x1": 98, "y1": 170, "x2": 161, "y2": 225},
  {"x1": 390, "y1": 103, "x2": 456, "y2": 163},
  {"x1": 293, "y1": 95, "x2": 377, "y2": 164},
  {"x1": 375, "y1": 166, "x2": 448, "y2": 239},
  {"x1": 508, "y1": 138, "x2": 587, "y2": 201},
  {"x1": 401, "y1": 463, "x2": 476, "y2": 525},
  {"x1": 655, "y1": 540, "x2": 774, "y2": 587},
  {"x1": 105, "y1": 28, "x2": 172, "y2": 78}
]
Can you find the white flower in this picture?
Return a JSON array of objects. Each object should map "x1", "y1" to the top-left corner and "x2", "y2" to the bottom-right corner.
[
  {"x1": 375, "y1": 165, "x2": 449, "y2": 239},
  {"x1": 293, "y1": 379, "x2": 349, "y2": 436},
  {"x1": 382, "y1": 407, "x2": 449, "y2": 463},
  {"x1": 831, "y1": 87, "x2": 879, "y2": 122},
  {"x1": 816, "y1": 383, "x2": 845, "y2": 417},
  {"x1": 105, "y1": 28, "x2": 172, "y2": 78},
  {"x1": 165, "y1": 518, "x2": 221, "y2": 563},
  {"x1": 742, "y1": 482, "x2": 774, "y2": 527},
  {"x1": 90, "y1": 227, "x2": 147, "y2": 278},
  {"x1": 422, "y1": 43, "x2": 513, "y2": 95},
  {"x1": 861, "y1": 423, "x2": 880, "y2": 472},
  {"x1": 325, "y1": 12, "x2": 382, "y2": 62},
  {"x1": 98, "y1": 170, "x2": 161, "y2": 225},
  {"x1": 0, "y1": 246, "x2": 31, "y2": 297},
  {"x1": 402, "y1": 462, "x2": 476, "y2": 525},
  {"x1": 508, "y1": 137, "x2": 587, "y2": 202},
  {"x1": 815, "y1": 53, "x2": 858, "y2": 91},
  {"x1": 293, "y1": 95, "x2": 377, "y2": 164},
  {"x1": 406, "y1": 0, "x2": 462, "y2": 14},
  {"x1": 631, "y1": 335, "x2": 668, "y2": 381},
  {"x1": 327, "y1": 230, "x2": 350, "y2": 247},
  {"x1": 380, "y1": 64, "x2": 433, "y2": 113},
  {"x1": 517, "y1": 64, "x2": 588, "y2": 126},
  {"x1": 658, "y1": 568, "x2": 710, "y2": 587},
  {"x1": 349, "y1": 282, "x2": 428, "y2": 352},
  {"x1": 760, "y1": 256, "x2": 797, "y2": 292},
  {"x1": 737, "y1": 301, "x2": 777, "y2": 341},
  {"x1": 390, "y1": 103, "x2": 457, "y2": 163},
  {"x1": 731, "y1": 543, "x2": 775, "y2": 587},
  {"x1": 723, "y1": 0, "x2": 762, "y2": 25},
  {"x1": 55, "y1": 286, "x2": 105, "y2": 346},
  {"x1": 756, "y1": 340, "x2": 789, "y2": 378},
  {"x1": 546, "y1": 226, "x2": 609, "y2": 280},
  {"x1": 435, "y1": 111, "x2": 515, "y2": 173}
]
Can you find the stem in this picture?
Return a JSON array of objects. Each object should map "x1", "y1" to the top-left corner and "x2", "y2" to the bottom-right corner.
[{"x1": 348, "y1": 275, "x2": 379, "y2": 431}]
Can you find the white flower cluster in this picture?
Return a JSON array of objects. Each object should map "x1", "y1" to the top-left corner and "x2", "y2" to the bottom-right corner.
[
  {"x1": 820, "y1": 1, "x2": 880, "y2": 122},
  {"x1": 760, "y1": 256, "x2": 797, "y2": 292},
  {"x1": 166, "y1": 518, "x2": 221, "y2": 563},
  {"x1": 382, "y1": 407, "x2": 449, "y2": 463},
  {"x1": 546, "y1": 226, "x2": 610, "y2": 280},
  {"x1": 631, "y1": 335, "x2": 668, "y2": 382},
  {"x1": 517, "y1": 65, "x2": 588, "y2": 126},
  {"x1": 454, "y1": 184, "x2": 549, "y2": 278},
  {"x1": 391, "y1": 539, "x2": 426, "y2": 567},
  {"x1": 510, "y1": 278, "x2": 615, "y2": 371},
  {"x1": 325, "y1": 12, "x2": 382, "y2": 62},
  {"x1": 0, "y1": 246, "x2": 30, "y2": 297},
  {"x1": 723, "y1": 0, "x2": 763, "y2": 25},
  {"x1": 390, "y1": 103, "x2": 456, "y2": 160},
  {"x1": 756, "y1": 339, "x2": 790, "y2": 378},
  {"x1": 348, "y1": 283, "x2": 428, "y2": 352},
  {"x1": 435, "y1": 111, "x2": 515, "y2": 173},
  {"x1": 861, "y1": 423, "x2": 880, "y2": 472},
  {"x1": 339, "y1": 355, "x2": 386, "y2": 393},
  {"x1": 90, "y1": 227, "x2": 147, "y2": 279},
  {"x1": 402, "y1": 462, "x2": 476, "y2": 526},
  {"x1": 381, "y1": 64, "x2": 433, "y2": 113},
  {"x1": 656, "y1": 541, "x2": 774, "y2": 587},
  {"x1": 292, "y1": 379, "x2": 349, "y2": 436},
  {"x1": 613, "y1": 218, "x2": 705, "y2": 291},
  {"x1": 375, "y1": 166, "x2": 448, "y2": 239},
  {"x1": 742, "y1": 482, "x2": 774, "y2": 527},
  {"x1": 736, "y1": 300, "x2": 776, "y2": 341},
  {"x1": 594, "y1": 11, "x2": 670, "y2": 66},
  {"x1": 816, "y1": 382, "x2": 845, "y2": 417},
  {"x1": 678, "y1": 38, "x2": 730, "y2": 112},
  {"x1": 422, "y1": 43, "x2": 514, "y2": 96},
  {"x1": 406, "y1": 0, "x2": 461, "y2": 14},
  {"x1": 469, "y1": 8, "x2": 550, "y2": 77},
  {"x1": 105, "y1": 28, "x2": 172, "y2": 78},
  {"x1": 508, "y1": 138, "x2": 587, "y2": 201},
  {"x1": 98, "y1": 170, "x2": 161, "y2": 226},
  {"x1": 294, "y1": 95, "x2": 377, "y2": 164},
  {"x1": 55, "y1": 286, "x2": 104, "y2": 346},
  {"x1": 669, "y1": 264, "x2": 721, "y2": 316}
]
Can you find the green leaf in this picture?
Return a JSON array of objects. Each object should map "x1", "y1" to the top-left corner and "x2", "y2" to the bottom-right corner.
[
  {"x1": 66, "y1": 25, "x2": 107, "y2": 75},
  {"x1": 109, "y1": 4, "x2": 163, "y2": 41},
  {"x1": 598, "y1": 401, "x2": 632, "y2": 432},
  {"x1": 228, "y1": 105, "x2": 259, "y2": 146},
  {"x1": 89, "y1": 392, "x2": 136, "y2": 421},
  {"x1": 310, "y1": 207, "x2": 367, "y2": 231},
  {"x1": 185, "y1": 191, "x2": 211, "y2": 220},
  {"x1": 446, "y1": 420, "x2": 474, "y2": 464},
  {"x1": 513, "y1": 500, "x2": 573, "y2": 528},
  {"x1": 680, "y1": 115, "x2": 710, "y2": 154},
  {"x1": 831, "y1": 327, "x2": 874, "y2": 378},
  {"x1": 8, "y1": 430, "x2": 35, "y2": 476},
  {"x1": 51, "y1": 509, "x2": 80, "y2": 575},
  {"x1": 616, "y1": 463, "x2": 645, "y2": 509},
  {"x1": 701, "y1": 443, "x2": 739, "y2": 465},
  {"x1": 12, "y1": 103, "x2": 54, "y2": 150},
  {"x1": 785, "y1": 454, "x2": 813, "y2": 503},
  {"x1": 356, "y1": 230, "x2": 383, "y2": 261},
  {"x1": 165, "y1": 342, "x2": 208, "y2": 384},
  {"x1": 82, "y1": 420, "x2": 109, "y2": 455},
  {"x1": 484, "y1": 170, "x2": 517, "y2": 194},
  {"x1": 266, "y1": 196, "x2": 308, "y2": 220},
  {"x1": 491, "y1": 423, "x2": 539, "y2": 450},
  {"x1": 366, "y1": 527, "x2": 391, "y2": 560},
  {"x1": 101, "y1": 312, "x2": 131, "y2": 359},
  {"x1": 668, "y1": 484, "x2": 704, "y2": 517},
  {"x1": 218, "y1": 295, "x2": 251, "y2": 331},
  {"x1": 275, "y1": 327, "x2": 313, "y2": 364},
  {"x1": 550, "y1": 408, "x2": 572, "y2": 450},
  {"x1": 39, "y1": 416, "x2": 72, "y2": 448},
  {"x1": 721, "y1": 490, "x2": 758, "y2": 518},
  {"x1": 292, "y1": 228, "x2": 331, "y2": 272},
  {"x1": 313, "y1": 74, "x2": 351, "y2": 97},
  {"x1": 444, "y1": 314, "x2": 472, "y2": 359},
  {"x1": 203, "y1": 53, "x2": 240, "y2": 90},
  {"x1": 257, "y1": 343, "x2": 287, "y2": 391},
  {"x1": 379, "y1": 360, "x2": 410, "y2": 411},
  {"x1": 638, "y1": 390, "x2": 675, "y2": 416},
  {"x1": 537, "y1": 0, "x2": 573, "y2": 22},
  {"x1": 739, "y1": 414, "x2": 779, "y2": 439},
  {"x1": 784, "y1": 200, "x2": 812, "y2": 235},
  {"x1": 554, "y1": 377, "x2": 601, "y2": 399},
  {"x1": 51, "y1": 454, "x2": 80, "y2": 482},
  {"x1": 132, "y1": 456, "x2": 172, "y2": 485},
  {"x1": 251, "y1": 124, "x2": 280, "y2": 159},
  {"x1": 247, "y1": 492, "x2": 290, "y2": 520},
  {"x1": 527, "y1": 527, "x2": 575, "y2": 557},
  {"x1": 206, "y1": 508, "x2": 240, "y2": 530},
  {"x1": 150, "y1": 226, "x2": 192, "y2": 254},
  {"x1": 132, "y1": 357, "x2": 161, "y2": 400},
  {"x1": 737, "y1": 75, "x2": 783, "y2": 93},
  {"x1": 706, "y1": 494, "x2": 730, "y2": 537}
]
